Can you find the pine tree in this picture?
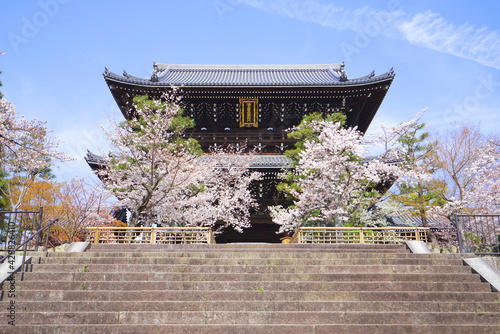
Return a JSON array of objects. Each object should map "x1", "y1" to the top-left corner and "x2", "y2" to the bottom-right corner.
[{"x1": 393, "y1": 122, "x2": 445, "y2": 243}]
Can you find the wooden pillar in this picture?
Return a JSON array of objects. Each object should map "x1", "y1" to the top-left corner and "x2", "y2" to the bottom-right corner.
[
  {"x1": 94, "y1": 228, "x2": 100, "y2": 244},
  {"x1": 151, "y1": 228, "x2": 156, "y2": 244}
]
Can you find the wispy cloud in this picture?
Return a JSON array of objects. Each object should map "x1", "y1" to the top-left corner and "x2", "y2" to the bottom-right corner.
[
  {"x1": 398, "y1": 11, "x2": 500, "y2": 70},
  {"x1": 237, "y1": 0, "x2": 500, "y2": 70},
  {"x1": 237, "y1": 0, "x2": 403, "y2": 32}
]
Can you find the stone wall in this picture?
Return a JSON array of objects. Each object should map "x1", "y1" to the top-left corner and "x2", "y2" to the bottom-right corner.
[
  {"x1": 426, "y1": 243, "x2": 499, "y2": 270},
  {"x1": 426, "y1": 243, "x2": 459, "y2": 254},
  {"x1": 482, "y1": 256, "x2": 500, "y2": 270}
]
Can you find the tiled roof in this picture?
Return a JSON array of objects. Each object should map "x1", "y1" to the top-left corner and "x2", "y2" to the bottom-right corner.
[
  {"x1": 249, "y1": 155, "x2": 292, "y2": 169},
  {"x1": 85, "y1": 151, "x2": 292, "y2": 169},
  {"x1": 85, "y1": 150, "x2": 105, "y2": 164},
  {"x1": 202, "y1": 154, "x2": 292, "y2": 169},
  {"x1": 104, "y1": 62, "x2": 394, "y2": 87},
  {"x1": 388, "y1": 214, "x2": 454, "y2": 229}
]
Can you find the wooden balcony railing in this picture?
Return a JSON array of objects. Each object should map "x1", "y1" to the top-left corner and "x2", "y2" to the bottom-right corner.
[
  {"x1": 290, "y1": 227, "x2": 429, "y2": 244},
  {"x1": 86, "y1": 227, "x2": 215, "y2": 244}
]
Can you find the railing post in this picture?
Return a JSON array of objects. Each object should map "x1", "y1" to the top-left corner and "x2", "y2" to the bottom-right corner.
[
  {"x1": 454, "y1": 214, "x2": 465, "y2": 253},
  {"x1": 151, "y1": 228, "x2": 156, "y2": 244},
  {"x1": 415, "y1": 228, "x2": 420, "y2": 241},
  {"x1": 94, "y1": 228, "x2": 100, "y2": 244},
  {"x1": 34, "y1": 207, "x2": 43, "y2": 250},
  {"x1": 44, "y1": 221, "x2": 52, "y2": 256},
  {"x1": 20, "y1": 237, "x2": 28, "y2": 281},
  {"x1": 359, "y1": 228, "x2": 364, "y2": 244}
]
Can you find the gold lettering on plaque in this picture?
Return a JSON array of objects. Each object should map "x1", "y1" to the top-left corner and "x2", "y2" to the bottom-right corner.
[{"x1": 239, "y1": 98, "x2": 258, "y2": 128}]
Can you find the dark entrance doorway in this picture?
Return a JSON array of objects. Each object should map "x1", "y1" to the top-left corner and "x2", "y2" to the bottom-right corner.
[{"x1": 215, "y1": 220, "x2": 282, "y2": 243}]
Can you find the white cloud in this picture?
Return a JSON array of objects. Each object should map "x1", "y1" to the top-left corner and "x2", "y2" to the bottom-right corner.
[
  {"x1": 237, "y1": 0, "x2": 500, "y2": 70},
  {"x1": 397, "y1": 11, "x2": 500, "y2": 70},
  {"x1": 237, "y1": 0, "x2": 403, "y2": 32}
]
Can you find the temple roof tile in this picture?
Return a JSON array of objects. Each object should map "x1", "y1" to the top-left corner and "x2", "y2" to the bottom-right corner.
[{"x1": 104, "y1": 63, "x2": 395, "y2": 88}]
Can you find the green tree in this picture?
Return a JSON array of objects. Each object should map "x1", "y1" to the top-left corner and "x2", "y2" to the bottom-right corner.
[
  {"x1": 392, "y1": 121, "x2": 445, "y2": 243},
  {"x1": 0, "y1": 168, "x2": 9, "y2": 210},
  {"x1": 284, "y1": 112, "x2": 347, "y2": 165}
]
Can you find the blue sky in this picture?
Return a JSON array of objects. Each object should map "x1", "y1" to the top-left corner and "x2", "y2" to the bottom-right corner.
[{"x1": 1, "y1": 0, "x2": 499, "y2": 181}]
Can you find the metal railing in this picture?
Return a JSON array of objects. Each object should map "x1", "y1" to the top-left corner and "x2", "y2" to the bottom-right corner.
[
  {"x1": 454, "y1": 214, "x2": 500, "y2": 255},
  {"x1": 86, "y1": 227, "x2": 216, "y2": 244},
  {"x1": 0, "y1": 218, "x2": 58, "y2": 281},
  {"x1": 290, "y1": 227, "x2": 429, "y2": 244},
  {"x1": 1, "y1": 208, "x2": 44, "y2": 252}
]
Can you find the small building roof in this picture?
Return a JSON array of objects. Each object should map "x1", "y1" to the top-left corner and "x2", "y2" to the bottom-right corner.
[
  {"x1": 85, "y1": 151, "x2": 293, "y2": 170},
  {"x1": 202, "y1": 154, "x2": 293, "y2": 169},
  {"x1": 104, "y1": 62, "x2": 394, "y2": 87},
  {"x1": 249, "y1": 155, "x2": 292, "y2": 169},
  {"x1": 388, "y1": 214, "x2": 454, "y2": 229}
]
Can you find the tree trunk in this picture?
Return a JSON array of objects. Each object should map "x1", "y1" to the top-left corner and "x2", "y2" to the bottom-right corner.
[{"x1": 128, "y1": 209, "x2": 140, "y2": 227}]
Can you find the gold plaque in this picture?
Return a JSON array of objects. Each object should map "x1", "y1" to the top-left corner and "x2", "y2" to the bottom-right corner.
[{"x1": 239, "y1": 98, "x2": 258, "y2": 127}]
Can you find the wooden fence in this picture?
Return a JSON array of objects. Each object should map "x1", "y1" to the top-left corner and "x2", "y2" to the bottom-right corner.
[
  {"x1": 86, "y1": 227, "x2": 215, "y2": 244},
  {"x1": 86, "y1": 226, "x2": 428, "y2": 245},
  {"x1": 290, "y1": 227, "x2": 429, "y2": 244}
]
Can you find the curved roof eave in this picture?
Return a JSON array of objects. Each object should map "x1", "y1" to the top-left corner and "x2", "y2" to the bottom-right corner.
[{"x1": 103, "y1": 69, "x2": 395, "y2": 89}]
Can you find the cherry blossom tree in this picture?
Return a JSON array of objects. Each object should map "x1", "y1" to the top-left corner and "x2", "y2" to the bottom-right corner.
[
  {"x1": 270, "y1": 120, "x2": 402, "y2": 233},
  {"x1": 100, "y1": 94, "x2": 260, "y2": 232},
  {"x1": 173, "y1": 149, "x2": 261, "y2": 233},
  {"x1": 429, "y1": 140, "x2": 500, "y2": 250},
  {"x1": 100, "y1": 94, "x2": 202, "y2": 226},
  {"x1": 432, "y1": 123, "x2": 485, "y2": 202},
  {"x1": 270, "y1": 111, "x2": 433, "y2": 234},
  {"x1": 0, "y1": 98, "x2": 72, "y2": 210},
  {"x1": 55, "y1": 177, "x2": 114, "y2": 242},
  {"x1": 283, "y1": 111, "x2": 346, "y2": 165},
  {"x1": 449, "y1": 140, "x2": 500, "y2": 214},
  {"x1": 427, "y1": 126, "x2": 500, "y2": 216}
]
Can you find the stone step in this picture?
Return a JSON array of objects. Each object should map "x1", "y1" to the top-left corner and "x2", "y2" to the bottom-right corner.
[
  {"x1": 14, "y1": 280, "x2": 492, "y2": 292},
  {"x1": 10, "y1": 289, "x2": 500, "y2": 303},
  {"x1": 37, "y1": 256, "x2": 464, "y2": 266},
  {"x1": 24, "y1": 263, "x2": 473, "y2": 274},
  {"x1": 5, "y1": 324, "x2": 500, "y2": 334},
  {"x1": 45, "y1": 251, "x2": 468, "y2": 259},
  {"x1": 20, "y1": 271, "x2": 481, "y2": 283},
  {"x1": 42, "y1": 250, "x2": 454, "y2": 260},
  {"x1": 4, "y1": 243, "x2": 498, "y2": 331},
  {"x1": 8, "y1": 300, "x2": 500, "y2": 313},
  {"x1": 89, "y1": 247, "x2": 411, "y2": 254},
  {"x1": 89, "y1": 243, "x2": 410, "y2": 251},
  {"x1": 1, "y1": 310, "x2": 500, "y2": 325}
]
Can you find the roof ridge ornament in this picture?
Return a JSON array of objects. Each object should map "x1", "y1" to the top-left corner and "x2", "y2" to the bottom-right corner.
[
  {"x1": 151, "y1": 61, "x2": 165, "y2": 82},
  {"x1": 339, "y1": 61, "x2": 347, "y2": 82},
  {"x1": 328, "y1": 62, "x2": 348, "y2": 81},
  {"x1": 369, "y1": 70, "x2": 375, "y2": 78}
]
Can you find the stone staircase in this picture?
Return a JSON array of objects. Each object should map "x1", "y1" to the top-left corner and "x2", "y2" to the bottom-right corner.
[{"x1": 1, "y1": 243, "x2": 500, "y2": 333}]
